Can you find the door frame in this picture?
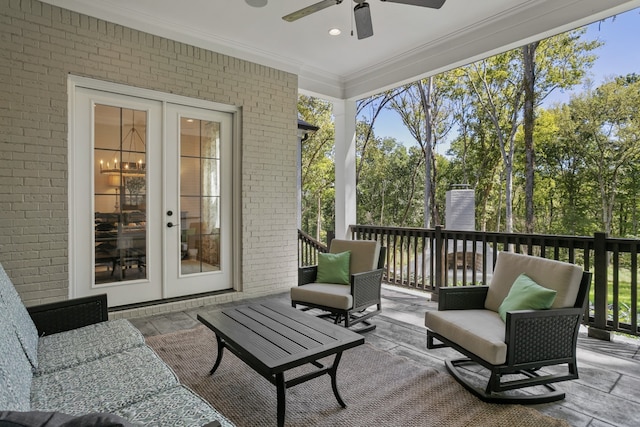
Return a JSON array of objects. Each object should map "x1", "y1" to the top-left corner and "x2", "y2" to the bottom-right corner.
[{"x1": 68, "y1": 75, "x2": 242, "y2": 304}]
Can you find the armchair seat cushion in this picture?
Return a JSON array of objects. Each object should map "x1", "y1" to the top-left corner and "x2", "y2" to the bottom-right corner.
[
  {"x1": 36, "y1": 319, "x2": 146, "y2": 375},
  {"x1": 291, "y1": 283, "x2": 353, "y2": 310},
  {"x1": 425, "y1": 309, "x2": 507, "y2": 365}
]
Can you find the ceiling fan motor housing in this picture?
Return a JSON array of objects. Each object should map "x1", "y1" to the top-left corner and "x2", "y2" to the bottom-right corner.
[{"x1": 354, "y1": 2, "x2": 373, "y2": 39}]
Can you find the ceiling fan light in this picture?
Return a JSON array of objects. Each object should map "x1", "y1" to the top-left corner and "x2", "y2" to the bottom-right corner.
[
  {"x1": 245, "y1": 0, "x2": 268, "y2": 8},
  {"x1": 354, "y1": 2, "x2": 373, "y2": 39}
]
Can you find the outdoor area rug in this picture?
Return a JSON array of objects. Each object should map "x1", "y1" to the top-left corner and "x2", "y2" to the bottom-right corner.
[{"x1": 146, "y1": 325, "x2": 570, "y2": 427}]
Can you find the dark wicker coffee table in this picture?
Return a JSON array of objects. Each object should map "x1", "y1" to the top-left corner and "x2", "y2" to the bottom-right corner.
[{"x1": 197, "y1": 302, "x2": 365, "y2": 427}]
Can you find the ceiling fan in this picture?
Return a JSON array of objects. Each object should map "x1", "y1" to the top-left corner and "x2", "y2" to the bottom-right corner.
[{"x1": 282, "y1": 0, "x2": 446, "y2": 40}]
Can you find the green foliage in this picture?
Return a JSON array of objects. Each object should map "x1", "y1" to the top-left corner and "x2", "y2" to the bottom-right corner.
[
  {"x1": 299, "y1": 24, "x2": 640, "y2": 241},
  {"x1": 356, "y1": 136, "x2": 425, "y2": 227},
  {"x1": 298, "y1": 95, "x2": 335, "y2": 242}
]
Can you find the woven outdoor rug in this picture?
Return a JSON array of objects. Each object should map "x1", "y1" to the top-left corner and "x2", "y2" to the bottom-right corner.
[{"x1": 146, "y1": 325, "x2": 569, "y2": 427}]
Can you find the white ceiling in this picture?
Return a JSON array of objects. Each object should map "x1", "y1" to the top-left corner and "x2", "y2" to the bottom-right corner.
[{"x1": 42, "y1": 0, "x2": 640, "y2": 100}]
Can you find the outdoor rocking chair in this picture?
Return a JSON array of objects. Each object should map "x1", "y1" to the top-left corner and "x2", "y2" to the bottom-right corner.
[
  {"x1": 292, "y1": 239, "x2": 385, "y2": 333},
  {"x1": 425, "y1": 251, "x2": 591, "y2": 404}
]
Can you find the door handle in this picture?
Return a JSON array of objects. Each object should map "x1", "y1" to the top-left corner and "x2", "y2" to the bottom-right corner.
[{"x1": 167, "y1": 222, "x2": 174, "y2": 228}]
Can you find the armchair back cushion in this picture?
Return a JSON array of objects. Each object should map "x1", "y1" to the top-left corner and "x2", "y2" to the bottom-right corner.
[
  {"x1": 485, "y1": 252, "x2": 584, "y2": 312},
  {"x1": 329, "y1": 239, "x2": 381, "y2": 275}
]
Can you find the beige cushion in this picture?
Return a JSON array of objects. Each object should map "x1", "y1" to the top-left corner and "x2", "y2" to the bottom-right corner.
[
  {"x1": 484, "y1": 252, "x2": 583, "y2": 312},
  {"x1": 290, "y1": 283, "x2": 353, "y2": 310},
  {"x1": 329, "y1": 239, "x2": 381, "y2": 274},
  {"x1": 425, "y1": 309, "x2": 507, "y2": 365}
]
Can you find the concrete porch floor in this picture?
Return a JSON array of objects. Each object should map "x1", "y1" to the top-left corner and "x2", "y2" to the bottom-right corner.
[{"x1": 129, "y1": 285, "x2": 640, "y2": 427}]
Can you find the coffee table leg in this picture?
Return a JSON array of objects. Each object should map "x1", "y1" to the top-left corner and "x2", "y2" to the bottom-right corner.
[
  {"x1": 276, "y1": 373, "x2": 286, "y2": 427},
  {"x1": 329, "y1": 352, "x2": 347, "y2": 408},
  {"x1": 209, "y1": 334, "x2": 225, "y2": 375}
]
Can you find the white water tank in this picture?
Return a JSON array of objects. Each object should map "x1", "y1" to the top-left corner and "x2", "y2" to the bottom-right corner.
[{"x1": 445, "y1": 185, "x2": 475, "y2": 231}]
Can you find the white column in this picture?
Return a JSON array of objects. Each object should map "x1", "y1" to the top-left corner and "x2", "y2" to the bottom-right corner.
[
  {"x1": 333, "y1": 99, "x2": 357, "y2": 240},
  {"x1": 297, "y1": 133, "x2": 302, "y2": 230}
]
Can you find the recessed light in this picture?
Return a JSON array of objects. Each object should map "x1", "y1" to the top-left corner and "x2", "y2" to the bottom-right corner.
[
  {"x1": 245, "y1": 0, "x2": 267, "y2": 7},
  {"x1": 329, "y1": 28, "x2": 341, "y2": 36}
]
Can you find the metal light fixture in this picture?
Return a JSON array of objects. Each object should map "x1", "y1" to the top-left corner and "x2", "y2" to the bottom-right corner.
[
  {"x1": 245, "y1": 0, "x2": 268, "y2": 7},
  {"x1": 354, "y1": 2, "x2": 373, "y2": 39},
  {"x1": 100, "y1": 109, "x2": 146, "y2": 177}
]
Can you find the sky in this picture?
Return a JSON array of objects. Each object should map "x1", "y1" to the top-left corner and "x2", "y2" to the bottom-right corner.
[{"x1": 368, "y1": 7, "x2": 640, "y2": 154}]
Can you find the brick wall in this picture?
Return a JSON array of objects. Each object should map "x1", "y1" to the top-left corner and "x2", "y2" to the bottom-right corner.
[{"x1": 0, "y1": 0, "x2": 299, "y2": 308}]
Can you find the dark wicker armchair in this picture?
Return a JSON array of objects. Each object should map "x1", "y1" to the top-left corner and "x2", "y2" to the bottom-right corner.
[
  {"x1": 292, "y1": 239, "x2": 385, "y2": 333},
  {"x1": 425, "y1": 251, "x2": 591, "y2": 404}
]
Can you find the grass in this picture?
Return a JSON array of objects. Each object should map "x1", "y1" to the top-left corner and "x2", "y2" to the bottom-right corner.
[{"x1": 589, "y1": 266, "x2": 638, "y2": 325}]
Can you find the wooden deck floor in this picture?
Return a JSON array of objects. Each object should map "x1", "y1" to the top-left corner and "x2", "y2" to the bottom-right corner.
[{"x1": 129, "y1": 286, "x2": 640, "y2": 427}]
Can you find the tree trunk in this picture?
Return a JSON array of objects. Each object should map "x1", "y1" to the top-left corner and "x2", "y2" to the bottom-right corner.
[
  {"x1": 418, "y1": 77, "x2": 434, "y2": 228},
  {"x1": 522, "y1": 42, "x2": 539, "y2": 233},
  {"x1": 505, "y1": 162, "x2": 513, "y2": 233},
  {"x1": 316, "y1": 195, "x2": 322, "y2": 241}
]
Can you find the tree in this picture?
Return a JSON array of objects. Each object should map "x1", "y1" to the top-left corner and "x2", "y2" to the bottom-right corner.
[
  {"x1": 357, "y1": 135, "x2": 425, "y2": 227},
  {"x1": 459, "y1": 51, "x2": 524, "y2": 233},
  {"x1": 298, "y1": 95, "x2": 335, "y2": 241},
  {"x1": 557, "y1": 76, "x2": 640, "y2": 235},
  {"x1": 356, "y1": 89, "x2": 405, "y2": 184},
  {"x1": 388, "y1": 76, "x2": 454, "y2": 227},
  {"x1": 521, "y1": 29, "x2": 600, "y2": 233}
]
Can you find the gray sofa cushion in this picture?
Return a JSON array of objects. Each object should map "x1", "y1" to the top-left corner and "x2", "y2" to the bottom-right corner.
[
  {"x1": 114, "y1": 386, "x2": 234, "y2": 427},
  {"x1": 31, "y1": 346, "x2": 178, "y2": 415},
  {"x1": 0, "y1": 411, "x2": 140, "y2": 427},
  {"x1": 0, "y1": 317, "x2": 32, "y2": 412},
  {"x1": 36, "y1": 319, "x2": 145, "y2": 375},
  {"x1": 0, "y1": 265, "x2": 39, "y2": 370}
]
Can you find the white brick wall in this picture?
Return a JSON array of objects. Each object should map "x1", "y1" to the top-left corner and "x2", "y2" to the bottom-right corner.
[{"x1": 0, "y1": 0, "x2": 299, "y2": 308}]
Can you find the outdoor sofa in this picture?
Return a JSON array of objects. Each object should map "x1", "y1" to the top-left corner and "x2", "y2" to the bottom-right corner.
[{"x1": 0, "y1": 263, "x2": 233, "y2": 427}]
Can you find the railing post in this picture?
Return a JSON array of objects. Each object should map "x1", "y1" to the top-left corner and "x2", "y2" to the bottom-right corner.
[
  {"x1": 589, "y1": 232, "x2": 612, "y2": 340},
  {"x1": 433, "y1": 225, "x2": 444, "y2": 302}
]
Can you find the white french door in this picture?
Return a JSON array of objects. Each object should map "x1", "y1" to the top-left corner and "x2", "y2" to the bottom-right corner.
[
  {"x1": 70, "y1": 83, "x2": 234, "y2": 306},
  {"x1": 164, "y1": 104, "x2": 233, "y2": 297}
]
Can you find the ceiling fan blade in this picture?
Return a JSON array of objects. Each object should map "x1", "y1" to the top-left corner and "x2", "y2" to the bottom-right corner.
[
  {"x1": 354, "y1": 2, "x2": 373, "y2": 40},
  {"x1": 282, "y1": 0, "x2": 343, "y2": 22},
  {"x1": 380, "y1": 0, "x2": 446, "y2": 9}
]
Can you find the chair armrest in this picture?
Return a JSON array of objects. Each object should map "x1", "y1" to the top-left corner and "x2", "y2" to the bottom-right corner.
[
  {"x1": 351, "y1": 269, "x2": 384, "y2": 309},
  {"x1": 298, "y1": 265, "x2": 318, "y2": 286},
  {"x1": 438, "y1": 286, "x2": 489, "y2": 310},
  {"x1": 505, "y1": 307, "x2": 583, "y2": 366},
  {"x1": 27, "y1": 294, "x2": 108, "y2": 336}
]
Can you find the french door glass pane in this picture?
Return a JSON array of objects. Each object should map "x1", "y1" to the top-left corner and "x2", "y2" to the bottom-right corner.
[
  {"x1": 180, "y1": 117, "x2": 221, "y2": 274},
  {"x1": 94, "y1": 104, "x2": 148, "y2": 284}
]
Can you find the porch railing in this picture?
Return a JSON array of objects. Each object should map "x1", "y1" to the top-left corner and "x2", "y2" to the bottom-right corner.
[
  {"x1": 296, "y1": 225, "x2": 640, "y2": 339},
  {"x1": 298, "y1": 229, "x2": 327, "y2": 267}
]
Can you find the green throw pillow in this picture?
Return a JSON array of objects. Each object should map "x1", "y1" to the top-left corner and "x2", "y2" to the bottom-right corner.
[
  {"x1": 497, "y1": 273, "x2": 557, "y2": 322},
  {"x1": 316, "y1": 251, "x2": 351, "y2": 285}
]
